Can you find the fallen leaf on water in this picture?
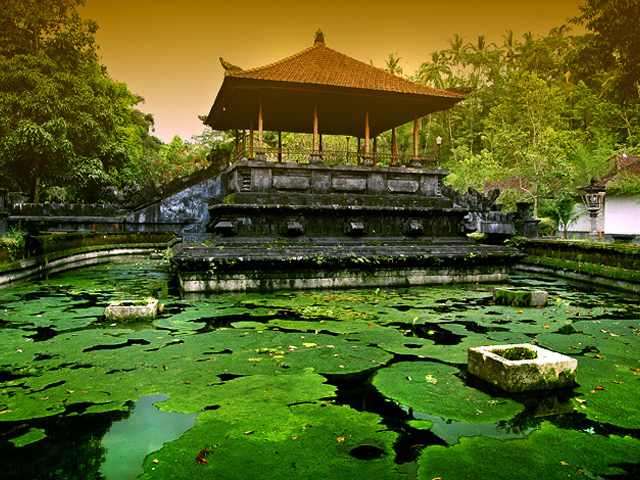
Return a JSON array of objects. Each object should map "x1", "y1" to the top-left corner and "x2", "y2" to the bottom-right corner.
[
  {"x1": 594, "y1": 354, "x2": 603, "y2": 359},
  {"x1": 560, "y1": 461, "x2": 569, "y2": 466},
  {"x1": 243, "y1": 430, "x2": 254, "y2": 435},
  {"x1": 302, "y1": 342, "x2": 317, "y2": 348},
  {"x1": 543, "y1": 325, "x2": 550, "y2": 329},
  {"x1": 516, "y1": 310, "x2": 524, "y2": 314},
  {"x1": 336, "y1": 436, "x2": 346, "y2": 443},
  {"x1": 0, "y1": 410, "x2": 12, "y2": 415},
  {"x1": 594, "y1": 386, "x2": 605, "y2": 390},
  {"x1": 610, "y1": 333, "x2": 620, "y2": 337},
  {"x1": 565, "y1": 310, "x2": 573, "y2": 314},
  {"x1": 195, "y1": 447, "x2": 215, "y2": 464}
]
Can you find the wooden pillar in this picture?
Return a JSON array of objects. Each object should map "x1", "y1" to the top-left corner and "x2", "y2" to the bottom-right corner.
[
  {"x1": 249, "y1": 119, "x2": 254, "y2": 159},
  {"x1": 311, "y1": 106, "x2": 322, "y2": 163},
  {"x1": 234, "y1": 129, "x2": 239, "y2": 160},
  {"x1": 373, "y1": 137, "x2": 377, "y2": 166},
  {"x1": 364, "y1": 111, "x2": 370, "y2": 156},
  {"x1": 258, "y1": 101, "x2": 264, "y2": 150},
  {"x1": 278, "y1": 131, "x2": 282, "y2": 162},
  {"x1": 313, "y1": 106, "x2": 319, "y2": 152},
  {"x1": 391, "y1": 128, "x2": 397, "y2": 165},
  {"x1": 357, "y1": 137, "x2": 361, "y2": 165},
  {"x1": 413, "y1": 115, "x2": 419, "y2": 159}
]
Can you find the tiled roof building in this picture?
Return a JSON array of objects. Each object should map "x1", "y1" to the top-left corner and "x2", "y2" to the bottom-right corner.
[{"x1": 204, "y1": 30, "x2": 464, "y2": 139}]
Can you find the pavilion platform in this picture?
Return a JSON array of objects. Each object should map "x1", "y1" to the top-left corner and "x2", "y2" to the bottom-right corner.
[{"x1": 170, "y1": 159, "x2": 523, "y2": 294}]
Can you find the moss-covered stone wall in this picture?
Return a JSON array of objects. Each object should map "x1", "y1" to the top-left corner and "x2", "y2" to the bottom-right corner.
[
  {"x1": 0, "y1": 232, "x2": 178, "y2": 287},
  {"x1": 0, "y1": 232, "x2": 177, "y2": 264},
  {"x1": 516, "y1": 239, "x2": 640, "y2": 291}
]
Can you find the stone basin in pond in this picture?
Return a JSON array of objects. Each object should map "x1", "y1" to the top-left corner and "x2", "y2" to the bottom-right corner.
[
  {"x1": 467, "y1": 344, "x2": 577, "y2": 393},
  {"x1": 104, "y1": 298, "x2": 159, "y2": 322}
]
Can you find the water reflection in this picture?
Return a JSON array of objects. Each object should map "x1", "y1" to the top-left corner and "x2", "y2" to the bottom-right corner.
[
  {"x1": 99, "y1": 394, "x2": 196, "y2": 480},
  {"x1": 0, "y1": 409, "x2": 126, "y2": 480}
]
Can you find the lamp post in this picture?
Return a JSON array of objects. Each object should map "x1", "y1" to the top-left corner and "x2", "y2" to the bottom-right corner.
[
  {"x1": 436, "y1": 136, "x2": 442, "y2": 165},
  {"x1": 582, "y1": 181, "x2": 604, "y2": 240}
]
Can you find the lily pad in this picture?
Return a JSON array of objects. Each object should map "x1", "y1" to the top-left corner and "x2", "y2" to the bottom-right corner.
[
  {"x1": 416, "y1": 422, "x2": 640, "y2": 479},
  {"x1": 372, "y1": 361, "x2": 524, "y2": 423},
  {"x1": 8, "y1": 427, "x2": 47, "y2": 447}
]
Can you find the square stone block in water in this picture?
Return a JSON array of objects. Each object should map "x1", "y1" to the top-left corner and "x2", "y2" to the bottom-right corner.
[
  {"x1": 467, "y1": 344, "x2": 577, "y2": 392},
  {"x1": 493, "y1": 288, "x2": 548, "y2": 307},
  {"x1": 104, "y1": 299, "x2": 159, "y2": 323}
]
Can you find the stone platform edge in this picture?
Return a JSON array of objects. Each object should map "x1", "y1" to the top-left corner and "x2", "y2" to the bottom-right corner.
[{"x1": 0, "y1": 243, "x2": 170, "y2": 288}]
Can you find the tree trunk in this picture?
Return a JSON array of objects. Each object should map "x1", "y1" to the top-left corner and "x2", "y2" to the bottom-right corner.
[{"x1": 33, "y1": 176, "x2": 41, "y2": 203}]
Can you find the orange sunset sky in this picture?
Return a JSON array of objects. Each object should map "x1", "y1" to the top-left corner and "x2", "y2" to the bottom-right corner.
[{"x1": 81, "y1": 0, "x2": 584, "y2": 143}]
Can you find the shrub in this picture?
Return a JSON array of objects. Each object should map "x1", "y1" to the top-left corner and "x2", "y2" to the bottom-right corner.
[{"x1": 537, "y1": 217, "x2": 557, "y2": 237}]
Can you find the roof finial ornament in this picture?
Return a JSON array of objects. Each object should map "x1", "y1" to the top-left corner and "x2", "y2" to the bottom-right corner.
[
  {"x1": 314, "y1": 29, "x2": 325, "y2": 45},
  {"x1": 220, "y1": 57, "x2": 242, "y2": 72}
]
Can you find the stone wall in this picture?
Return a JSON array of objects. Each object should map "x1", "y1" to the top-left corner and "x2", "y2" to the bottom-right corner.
[
  {"x1": 515, "y1": 238, "x2": 640, "y2": 293},
  {"x1": 6, "y1": 170, "x2": 225, "y2": 240}
]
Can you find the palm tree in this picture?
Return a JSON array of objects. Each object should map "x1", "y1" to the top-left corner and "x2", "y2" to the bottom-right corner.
[
  {"x1": 466, "y1": 35, "x2": 496, "y2": 84},
  {"x1": 446, "y1": 33, "x2": 468, "y2": 74},
  {"x1": 415, "y1": 51, "x2": 451, "y2": 89},
  {"x1": 501, "y1": 30, "x2": 520, "y2": 73},
  {"x1": 385, "y1": 53, "x2": 403, "y2": 76}
]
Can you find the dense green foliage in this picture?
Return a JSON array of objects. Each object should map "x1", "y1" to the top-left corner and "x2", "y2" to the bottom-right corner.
[
  {"x1": 0, "y1": 0, "x2": 218, "y2": 203},
  {"x1": 370, "y1": 16, "x2": 638, "y2": 213},
  {"x1": 383, "y1": 0, "x2": 640, "y2": 213}
]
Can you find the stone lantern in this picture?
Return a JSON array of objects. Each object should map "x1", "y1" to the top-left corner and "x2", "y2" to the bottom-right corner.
[{"x1": 582, "y1": 181, "x2": 604, "y2": 239}]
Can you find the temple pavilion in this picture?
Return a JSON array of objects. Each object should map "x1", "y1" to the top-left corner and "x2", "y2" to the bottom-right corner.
[
  {"x1": 203, "y1": 30, "x2": 465, "y2": 165},
  {"x1": 170, "y1": 30, "x2": 520, "y2": 294}
]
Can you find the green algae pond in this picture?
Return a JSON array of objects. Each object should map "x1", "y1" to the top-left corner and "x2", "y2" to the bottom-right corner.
[{"x1": 1, "y1": 258, "x2": 640, "y2": 479}]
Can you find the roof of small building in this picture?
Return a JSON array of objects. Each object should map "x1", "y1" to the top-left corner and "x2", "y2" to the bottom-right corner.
[
  {"x1": 595, "y1": 154, "x2": 640, "y2": 190},
  {"x1": 204, "y1": 30, "x2": 465, "y2": 137}
]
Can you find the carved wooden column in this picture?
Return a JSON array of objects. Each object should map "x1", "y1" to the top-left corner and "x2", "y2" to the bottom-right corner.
[
  {"x1": 311, "y1": 106, "x2": 322, "y2": 163},
  {"x1": 391, "y1": 128, "x2": 397, "y2": 165},
  {"x1": 363, "y1": 111, "x2": 373, "y2": 166},
  {"x1": 373, "y1": 137, "x2": 377, "y2": 166},
  {"x1": 249, "y1": 119, "x2": 254, "y2": 159},
  {"x1": 411, "y1": 115, "x2": 421, "y2": 167},
  {"x1": 256, "y1": 101, "x2": 266, "y2": 160}
]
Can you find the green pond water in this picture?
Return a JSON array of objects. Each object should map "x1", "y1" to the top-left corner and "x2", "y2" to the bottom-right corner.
[{"x1": 1, "y1": 258, "x2": 640, "y2": 479}]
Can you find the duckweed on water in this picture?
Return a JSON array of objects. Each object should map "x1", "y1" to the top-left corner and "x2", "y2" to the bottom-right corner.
[{"x1": 1, "y1": 259, "x2": 640, "y2": 479}]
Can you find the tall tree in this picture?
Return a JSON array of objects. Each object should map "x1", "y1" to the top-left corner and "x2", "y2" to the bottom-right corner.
[
  {"x1": 0, "y1": 0, "x2": 157, "y2": 202},
  {"x1": 573, "y1": 0, "x2": 640, "y2": 100}
]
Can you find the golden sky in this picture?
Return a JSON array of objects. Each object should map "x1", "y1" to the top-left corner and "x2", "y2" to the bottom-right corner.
[{"x1": 82, "y1": 0, "x2": 583, "y2": 143}]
